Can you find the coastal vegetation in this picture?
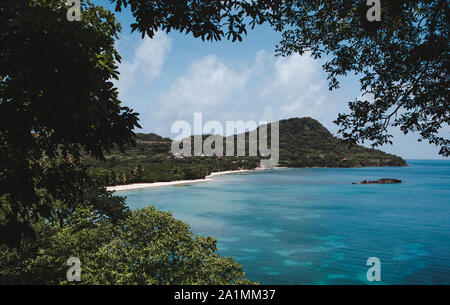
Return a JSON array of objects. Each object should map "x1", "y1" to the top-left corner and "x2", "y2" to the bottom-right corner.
[
  {"x1": 85, "y1": 117, "x2": 406, "y2": 186},
  {"x1": 0, "y1": 205, "x2": 254, "y2": 284},
  {"x1": 84, "y1": 131, "x2": 260, "y2": 186}
]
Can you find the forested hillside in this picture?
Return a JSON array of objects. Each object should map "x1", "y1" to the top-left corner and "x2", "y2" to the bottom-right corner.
[
  {"x1": 86, "y1": 118, "x2": 406, "y2": 186},
  {"x1": 276, "y1": 118, "x2": 406, "y2": 168}
]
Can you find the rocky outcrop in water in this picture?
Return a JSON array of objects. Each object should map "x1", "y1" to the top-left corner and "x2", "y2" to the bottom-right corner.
[{"x1": 354, "y1": 178, "x2": 402, "y2": 184}]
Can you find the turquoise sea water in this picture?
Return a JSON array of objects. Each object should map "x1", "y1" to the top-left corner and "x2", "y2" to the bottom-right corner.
[{"x1": 120, "y1": 160, "x2": 450, "y2": 284}]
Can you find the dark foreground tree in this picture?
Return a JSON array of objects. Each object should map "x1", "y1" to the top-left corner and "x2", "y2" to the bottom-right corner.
[
  {"x1": 0, "y1": 0, "x2": 140, "y2": 245},
  {"x1": 273, "y1": 0, "x2": 449, "y2": 156}
]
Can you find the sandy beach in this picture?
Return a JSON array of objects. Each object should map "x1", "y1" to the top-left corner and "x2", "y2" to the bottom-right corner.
[{"x1": 106, "y1": 169, "x2": 252, "y2": 192}]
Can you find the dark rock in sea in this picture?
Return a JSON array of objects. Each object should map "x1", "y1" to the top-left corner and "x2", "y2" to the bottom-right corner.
[{"x1": 358, "y1": 178, "x2": 402, "y2": 184}]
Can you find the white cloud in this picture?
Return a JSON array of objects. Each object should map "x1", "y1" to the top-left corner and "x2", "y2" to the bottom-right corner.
[
  {"x1": 116, "y1": 32, "x2": 172, "y2": 96},
  {"x1": 257, "y1": 52, "x2": 329, "y2": 121},
  {"x1": 154, "y1": 55, "x2": 249, "y2": 119},
  {"x1": 143, "y1": 49, "x2": 348, "y2": 137}
]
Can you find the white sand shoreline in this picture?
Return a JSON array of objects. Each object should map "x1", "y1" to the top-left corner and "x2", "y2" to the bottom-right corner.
[{"x1": 106, "y1": 169, "x2": 252, "y2": 192}]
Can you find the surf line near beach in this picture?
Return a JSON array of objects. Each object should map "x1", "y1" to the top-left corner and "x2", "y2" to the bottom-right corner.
[{"x1": 106, "y1": 169, "x2": 252, "y2": 192}]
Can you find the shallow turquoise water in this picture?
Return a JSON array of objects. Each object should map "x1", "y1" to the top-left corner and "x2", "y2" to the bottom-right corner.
[{"x1": 121, "y1": 160, "x2": 450, "y2": 284}]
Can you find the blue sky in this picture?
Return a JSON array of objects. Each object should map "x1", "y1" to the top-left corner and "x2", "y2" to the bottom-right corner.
[{"x1": 97, "y1": 1, "x2": 446, "y2": 159}]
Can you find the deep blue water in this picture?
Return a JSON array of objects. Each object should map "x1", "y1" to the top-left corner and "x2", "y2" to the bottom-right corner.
[{"x1": 121, "y1": 160, "x2": 450, "y2": 284}]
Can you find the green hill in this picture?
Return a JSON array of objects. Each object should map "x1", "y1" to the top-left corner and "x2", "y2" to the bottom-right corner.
[
  {"x1": 276, "y1": 117, "x2": 406, "y2": 167},
  {"x1": 85, "y1": 117, "x2": 406, "y2": 186}
]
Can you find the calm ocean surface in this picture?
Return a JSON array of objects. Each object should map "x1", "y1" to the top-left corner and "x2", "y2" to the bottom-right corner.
[{"x1": 121, "y1": 160, "x2": 450, "y2": 284}]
